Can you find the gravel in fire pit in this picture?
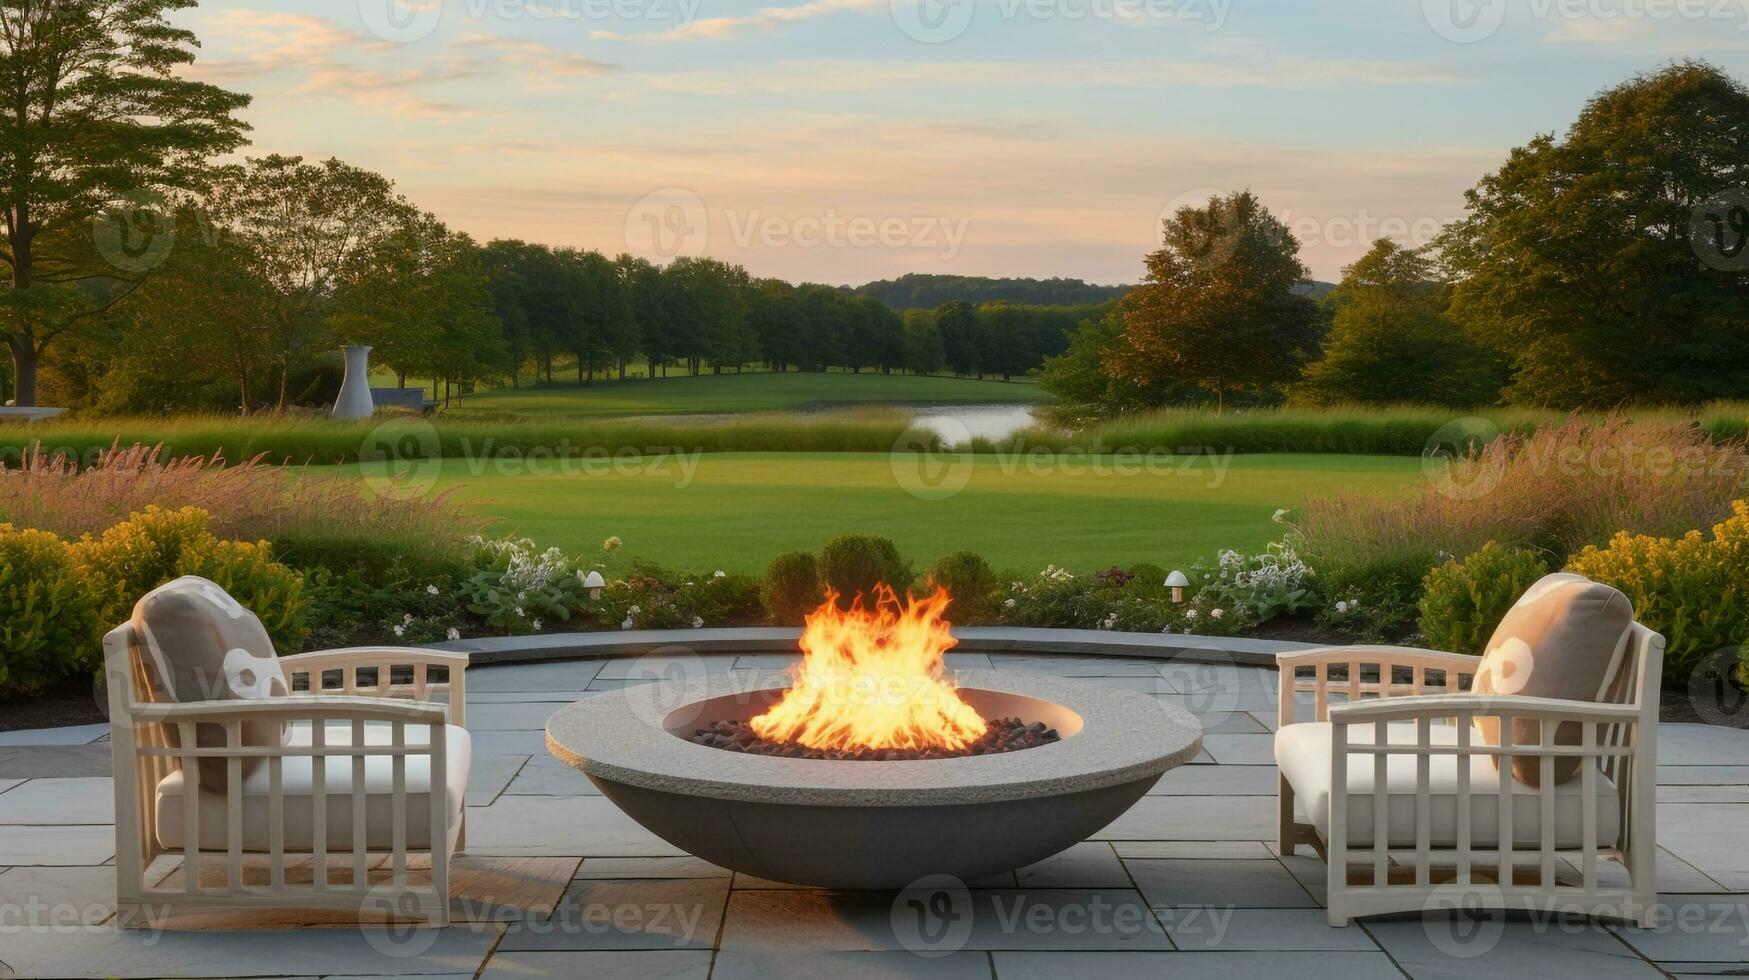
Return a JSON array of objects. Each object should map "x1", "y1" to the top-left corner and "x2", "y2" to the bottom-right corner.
[{"x1": 689, "y1": 717, "x2": 1062, "y2": 761}]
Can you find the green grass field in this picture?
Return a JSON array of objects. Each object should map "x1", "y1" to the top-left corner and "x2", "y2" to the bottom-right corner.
[
  {"x1": 345, "y1": 452, "x2": 1424, "y2": 574},
  {"x1": 450, "y1": 371, "x2": 1048, "y2": 418}
]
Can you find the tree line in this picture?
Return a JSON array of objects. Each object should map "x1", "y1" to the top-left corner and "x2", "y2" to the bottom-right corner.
[{"x1": 1043, "y1": 61, "x2": 1749, "y2": 415}]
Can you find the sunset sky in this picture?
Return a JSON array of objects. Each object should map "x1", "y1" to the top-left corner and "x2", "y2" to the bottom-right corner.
[{"x1": 176, "y1": 0, "x2": 1747, "y2": 285}]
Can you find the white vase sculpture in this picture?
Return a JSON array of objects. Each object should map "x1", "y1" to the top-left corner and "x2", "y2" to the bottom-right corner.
[{"x1": 333, "y1": 345, "x2": 376, "y2": 419}]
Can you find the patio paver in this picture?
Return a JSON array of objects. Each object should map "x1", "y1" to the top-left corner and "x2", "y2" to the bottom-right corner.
[{"x1": 3, "y1": 650, "x2": 1746, "y2": 979}]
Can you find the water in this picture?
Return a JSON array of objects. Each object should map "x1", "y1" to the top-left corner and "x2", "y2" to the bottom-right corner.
[{"x1": 905, "y1": 404, "x2": 1039, "y2": 444}]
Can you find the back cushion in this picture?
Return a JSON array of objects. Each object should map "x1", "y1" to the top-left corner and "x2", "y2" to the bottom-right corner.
[
  {"x1": 132, "y1": 576, "x2": 288, "y2": 788},
  {"x1": 1473, "y1": 573, "x2": 1633, "y2": 787}
]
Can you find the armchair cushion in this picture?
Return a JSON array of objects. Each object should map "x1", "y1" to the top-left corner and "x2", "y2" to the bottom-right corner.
[
  {"x1": 1277, "y1": 720, "x2": 1621, "y2": 849},
  {"x1": 132, "y1": 576, "x2": 289, "y2": 787},
  {"x1": 155, "y1": 720, "x2": 470, "y2": 852},
  {"x1": 1473, "y1": 573, "x2": 1633, "y2": 786}
]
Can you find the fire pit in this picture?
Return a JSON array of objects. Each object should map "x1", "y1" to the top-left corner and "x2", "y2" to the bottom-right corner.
[{"x1": 545, "y1": 589, "x2": 1202, "y2": 889}]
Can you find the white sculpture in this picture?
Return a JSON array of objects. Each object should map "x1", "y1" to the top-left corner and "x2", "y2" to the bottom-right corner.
[{"x1": 333, "y1": 345, "x2": 376, "y2": 419}]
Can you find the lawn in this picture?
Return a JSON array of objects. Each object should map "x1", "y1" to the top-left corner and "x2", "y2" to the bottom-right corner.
[
  {"x1": 346, "y1": 451, "x2": 1424, "y2": 574},
  {"x1": 449, "y1": 371, "x2": 1048, "y2": 418}
]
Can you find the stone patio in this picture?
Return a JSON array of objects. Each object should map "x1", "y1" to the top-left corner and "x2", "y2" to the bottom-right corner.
[{"x1": 3, "y1": 651, "x2": 1747, "y2": 979}]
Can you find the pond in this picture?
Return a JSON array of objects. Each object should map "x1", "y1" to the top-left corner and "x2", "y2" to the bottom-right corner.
[{"x1": 904, "y1": 404, "x2": 1040, "y2": 444}]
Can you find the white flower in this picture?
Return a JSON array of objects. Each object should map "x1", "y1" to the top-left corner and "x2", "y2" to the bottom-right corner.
[
  {"x1": 515, "y1": 607, "x2": 526, "y2": 618},
  {"x1": 1185, "y1": 609, "x2": 1198, "y2": 621},
  {"x1": 1211, "y1": 608, "x2": 1225, "y2": 621},
  {"x1": 446, "y1": 628, "x2": 461, "y2": 641},
  {"x1": 621, "y1": 618, "x2": 635, "y2": 630},
  {"x1": 1004, "y1": 598, "x2": 1017, "y2": 609},
  {"x1": 403, "y1": 613, "x2": 415, "y2": 625},
  {"x1": 628, "y1": 605, "x2": 641, "y2": 616},
  {"x1": 392, "y1": 624, "x2": 405, "y2": 638},
  {"x1": 692, "y1": 616, "x2": 705, "y2": 629},
  {"x1": 713, "y1": 571, "x2": 727, "y2": 579},
  {"x1": 1335, "y1": 601, "x2": 1351, "y2": 615},
  {"x1": 426, "y1": 585, "x2": 440, "y2": 596},
  {"x1": 531, "y1": 619, "x2": 543, "y2": 631},
  {"x1": 1272, "y1": 509, "x2": 1290, "y2": 525}
]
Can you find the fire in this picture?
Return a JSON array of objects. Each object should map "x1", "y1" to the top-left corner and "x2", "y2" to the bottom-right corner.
[{"x1": 751, "y1": 586, "x2": 989, "y2": 753}]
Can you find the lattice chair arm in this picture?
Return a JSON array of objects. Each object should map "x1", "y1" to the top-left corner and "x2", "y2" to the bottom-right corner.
[
  {"x1": 129, "y1": 695, "x2": 450, "y2": 726},
  {"x1": 1329, "y1": 693, "x2": 1643, "y2": 726},
  {"x1": 1276, "y1": 646, "x2": 1484, "y2": 726},
  {"x1": 1276, "y1": 645, "x2": 1479, "y2": 671},
  {"x1": 278, "y1": 647, "x2": 468, "y2": 725}
]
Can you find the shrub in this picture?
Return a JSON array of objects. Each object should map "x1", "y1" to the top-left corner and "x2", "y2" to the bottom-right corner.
[
  {"x1": 818, "y1": 534, "x2": 913, "y2": 605},
  {"x1": 178, "y1": 538, "x2": 310, "y2": 655},
  {"x1": 72, "y1": 505, "x2": 214, "y2": 631},
  {"x1": 927, "y1": 551, "x2": 1001, "y2": 625},
  {"x1": 0, "y1": 525, "x2": 100, "y2": 695},
  {"x1": 71, "y1": 506, "x2": 309, "y2": 654},
  {"x1": 1418, "y1": 543, "x2": 1551, "y2": 654},
  {"x1": 1567, "y1": 500, "x2": 1749, "y2": 679},
  {"x1": 998, "y1": 565, "x2": 1248, "y2": 637},
  {"x1": 761, "y1": 551, "x2": 822, "y2": 625},
  {"x1": 1314, "y1": 586, "x2": 1419, "y2": 645},
  {"x1": 1188, "y1": 539, "x2": 1316, "y2": 623},
  {"x1": 461, "y1": 536, "x2": 592, "y2": 635},
  {"x1": 608, "y1": 563, "x2": 762, "y2": 631}
]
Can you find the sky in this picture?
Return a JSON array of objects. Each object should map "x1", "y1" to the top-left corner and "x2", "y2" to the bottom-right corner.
[{"x1": 175, "y1": 0, "x2": 1749, "y2": 286}]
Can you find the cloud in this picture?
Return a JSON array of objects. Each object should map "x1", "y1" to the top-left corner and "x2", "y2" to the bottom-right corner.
[
  {"x1": 448, "y1": 32, "x2": 616, "y2": 91},
  {"x1": 593, "y1": 0, "x2": 888, "y2": 43},
  {"x1": 636, "y1": 53, "x2": 1464, "y2": 96},
  {"x1": 1542, "y1": 15, "x2": 1651, "y2": 44}
]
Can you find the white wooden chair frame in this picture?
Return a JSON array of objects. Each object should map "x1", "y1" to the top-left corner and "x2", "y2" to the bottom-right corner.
[
  {"x1": 1276, "y1": 627, "x2": 1663, "y2": 928},
  {"x1": 104, "y1": 625, "x2": 470, "y2": 928}
]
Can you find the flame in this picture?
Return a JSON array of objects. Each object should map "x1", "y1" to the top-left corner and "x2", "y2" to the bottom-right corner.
[{"x1": 751, "y1": 586, "x2": 989, "y2": 752}]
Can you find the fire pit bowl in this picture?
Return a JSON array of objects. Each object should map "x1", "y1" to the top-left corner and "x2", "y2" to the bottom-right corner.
[{"x1": 546, "y1": 669, "x2": 1202, "y2": 889}]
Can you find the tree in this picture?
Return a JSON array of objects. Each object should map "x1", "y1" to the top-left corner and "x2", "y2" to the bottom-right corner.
[
  {"x1": 1036, "y1": 311, "x2": 1184, "y2": 417},
  {"x1": 1108, "y1": 191, "x2": 1320, "y2": 409},
  {"x1": 1295, "y1": 240, "x2": 1504, "y2": 406},
  {"x1": 207, "y1": 156, "x2": 418, "y2": 407},
  {"x1": 0, "y1": 0, "x2": 250, "y2": 405},
  {"x1": 935, "y1": 300, "x2": 980, "y2": 376},
  {"x1": 902, "y1": 309, "x2": 945, "y2": 375},
  {"x1": 1438, "y1": 61, "x2": 1749, "y2": 407},
  {"x1": 333, "y1": 214, "x2": 502, "y2": 398}
]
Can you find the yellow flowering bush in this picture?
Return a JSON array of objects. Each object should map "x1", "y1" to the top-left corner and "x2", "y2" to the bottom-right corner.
[
  {"x1": 73, "y1": 506, "x2": 308, "y2": 655},
  {"x1": 1567, "y1": 500, "x2": 1749, "y2": 678},
  {"x1": 0, "y1": 525, "x2": 100, "y2": 694}
]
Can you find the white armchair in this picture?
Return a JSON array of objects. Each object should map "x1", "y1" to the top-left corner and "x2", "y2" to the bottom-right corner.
[
  {"x1": 106, "y1": 627, "x2": 471, "y2": 928},
  {"x1": 1275, "y1": 629, "x2": 1663, "y2": 927}
]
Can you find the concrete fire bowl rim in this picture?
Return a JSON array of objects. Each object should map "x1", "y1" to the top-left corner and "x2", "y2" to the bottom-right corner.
[{"x1": 545, "y1": 669, "x2": 1203, "y2": 807}]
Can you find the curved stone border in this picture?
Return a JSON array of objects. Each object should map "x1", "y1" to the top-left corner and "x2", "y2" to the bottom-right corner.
[
  {"x1": 438, "y1": 626, "x2": 1314, "y2": 668},
  {"x1": 546, "y1": 669, "x2": 1203, "y2": 806}
]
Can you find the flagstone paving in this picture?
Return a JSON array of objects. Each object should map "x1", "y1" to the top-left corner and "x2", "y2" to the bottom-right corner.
[{"x1": 1, "y1": 652, "x2": 1746, "y2": 979}]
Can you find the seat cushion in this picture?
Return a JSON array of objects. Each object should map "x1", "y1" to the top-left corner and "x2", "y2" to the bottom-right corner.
[
  {"x1": 1277, "y1": 720, "x2": 1620, "y2": 849},
  {"x1": 156, "y1": 721, "x2": 470, "y2": 852},
  {"x1": 1474, "y1": 572, "x2": 1633, "y2": 786},
  {"x1": 132, "y1": 576, "x2": 290, "y2": 788}
]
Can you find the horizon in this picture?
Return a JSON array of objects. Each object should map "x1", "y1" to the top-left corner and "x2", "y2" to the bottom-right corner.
[{"x1": 174, "y1": 0, "x2": 1748, "y2": 286}]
